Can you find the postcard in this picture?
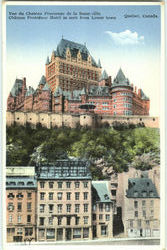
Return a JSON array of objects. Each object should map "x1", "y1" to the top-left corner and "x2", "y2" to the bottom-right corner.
[{"x1": 2, "y1": 1, "x2": 165, "y2": 250}]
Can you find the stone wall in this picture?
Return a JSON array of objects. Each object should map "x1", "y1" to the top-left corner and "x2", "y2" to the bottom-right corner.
[{"x1": 6, "y1": 111, "x2": 159, "y2": 129}]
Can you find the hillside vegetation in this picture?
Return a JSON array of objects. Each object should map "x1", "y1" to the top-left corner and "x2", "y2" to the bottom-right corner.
[{"x1": 6, "y1": 124, "x2": 160, "y2": 179}]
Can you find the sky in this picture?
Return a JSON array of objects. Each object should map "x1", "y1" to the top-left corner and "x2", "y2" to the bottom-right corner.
[{"x1": 5, "y1": 4, "x2": 161, "y2": 116}]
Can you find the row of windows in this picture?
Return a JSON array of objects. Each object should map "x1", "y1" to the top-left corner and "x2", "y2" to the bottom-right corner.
[
  {"x1": 39, "y1": 203, "x2": 89, "y2": 213},
  {"x1": 8, "y1": 214, "x2": 31, "y2": 223},
  {"x1": 124, "y1": 110, "x2": 133, "y2": 115},
  {"x1": 39, "y1": 216, "x2": 89, "y2": 226},
  {"x1": 92, "y1": 203, "x2": 111, "y2": 212},
  {"x1": 40, "y1": 181, "x2": 88, "y2": 189},
  {"x1": 40, "y1": 191, "x2": 88, "y2": 201},
  {"x1": 8, "y1": 202, "x2": 32, "y2": 212},
  {"x1": 7, "y1": 227, "x2": 33, "y2": 236},
  {"x1": 134, "y1": 209, "x2": 154, "y2": 218},
  {"x1": 129, "y1": 219, "x2": 155, "y2": 227},
  {"x1": 134, "y1": 200, "x2": 154, "y2": 208},
  {"x1": 7, "y1": 192, "x2": 32, "y2": 199},
  {"x1": 93, "y1": 214, "x2": 110, "y2": 221}
]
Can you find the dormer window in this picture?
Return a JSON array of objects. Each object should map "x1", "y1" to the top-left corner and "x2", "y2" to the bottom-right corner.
[
  {"x1": 142, "y1": 191, "x2": 147, "y2": 197},
  {"x1": 18, "y1": 182, "x2": 24, "y2": 186},
  {"x1": 104, "y1": 194, "x2": 109, "y2": 200},
  {"x1": 134, "y1": 191, "x2": 138, "y2": 197}
]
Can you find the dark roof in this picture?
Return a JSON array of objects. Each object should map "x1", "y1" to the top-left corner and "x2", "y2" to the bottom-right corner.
[
  {"x1": 46, "y1": 56, "x2": 50, "y2": 65},
  {"x1": 112, "y1": 68, "x2": 131, "y2": 87},
  {"x1": 88, "y1": 85, "x2": 110, "y2": 97},
  {"x1": 10, "y1": 79, "x2": 24, "y2": 97},
  {"x1": 39, "y1": 75, "x2": 46, "y2": 85},
  {"x1": 6, "y1": 177, "x2": 37, "y2": 189},
  {"x1": 54, "y1": 87, "x2": 85, "y2": 100},
  {"x1": 140, "y1": 89, "x2": 149, "y2": 100},
  {"x1": 126, "y1": 178, "x2": 159, "y2": 198},
  {"x1": 36, "y1": 159, "x2": 92, "y2": 180},
  {"x1": 54, "y1": 38, "x2": 98, "y2": 67},
  {"x1": 92, "y1": 181, "x2": 112, "y2": 203}
]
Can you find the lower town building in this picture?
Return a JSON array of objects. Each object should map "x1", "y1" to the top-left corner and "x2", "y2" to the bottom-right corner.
[
  {"x1": 36, "y1": 160, "x2": 93, "y2": 241},
  {"x1": 124, "y1": 177, "x2": 160, "y2": 237},
  {"x1": 92, "y1": 181, "x2": 113, "y2": 239},
  {"x1": 6, "y1": 176, "x2": 37, "y2": 242}
]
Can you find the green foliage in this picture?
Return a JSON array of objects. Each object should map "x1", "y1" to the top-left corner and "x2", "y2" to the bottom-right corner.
[{"x1": 6, "y1": 124, "x2": 160, "y2": 179}]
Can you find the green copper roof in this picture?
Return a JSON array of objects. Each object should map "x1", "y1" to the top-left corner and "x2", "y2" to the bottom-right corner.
[
  {"x1": 100, "y1": 70, "x2": 108, "y2": 81},
  {"x1": 92, "y1": 181, "x2": 112, "y2": 203},
  {"x1": 140, "y1": 89, "x2": 149, "y2": 100},
  {"x1": 43, "y1": 83, "x2": 51, "y2": 91},
  {"x1": 54, "y1": 86, "x2": 63, "y2": 97},
  {"x1": 25, "y1": 86, "x2": 35, "y2": 96},
  {"x1": 98, "y1": 59, "x2": 102, "y2": 68},
  {"x1": 113, "y1": 68, "x2": 130, "y2": 87},
  {"x1": 126, "y1": 178, "x2": 159, "y2": 198},
  {"x1": 88, "y1": 85, "x2": 110, "y2": 97},
  {"x1": 46, "y1": 56, "x2": 50, "y2": 65},
  {"x1": 39, "y1": 75, "x2": 46, "y2": 85},
  {"x1": 6, "y1": 177, "x2": 37, "y2": 189},
  {"x1": 10, "y1": 79, "x2": 24, "y2": 97},
  {"x1": 54, "y1": 38, "x2": 98, "y2": 67},
  {"x1": 36, "y1": 159, "x2": 92, "y2": 180}
]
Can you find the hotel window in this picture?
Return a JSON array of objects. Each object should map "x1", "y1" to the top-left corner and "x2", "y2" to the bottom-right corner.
[
  {"x1": 8, "y1": 193, "x2": 14, "y2": 199},
  {"x1": 83, "y1": 181, "x2": 88, "y2": 188},
  {"x1": 27, "y1": 202, "x2": 31, "y2": 211},
  {"x1": 99, "y1": 214, "x2": 103, "y2": 220},
  {"x1": 92, "y1": 204, "x2": 96, "y2": 212},
  {"x1": 84, "y1": 192, "x2": 88, "y2": 200},
  {"x1": 17, "y1": 215, "x2": 21, "y2": 223},
  {"x1": 40, "y1": 182, "x2": 45, "y2": 188},
  {"x1": 49, "y1": 193, "x2": 53, "y2": 200},
  {"x1": 101, "y1": 225, "x2": 107, "y2": 236},
  {"x1": 142, "y1": 200, "x2": 146, "y2": 206},
  {"x1": 75, "y1": 204, "x2": 80, "y2": 213},
  {"x1": 84, "y1": 204, "x2": 88, "y2": 212},
  {"x1": 66, "y1": 192, "x2": 71, "y2": 200},
  {"x1": 84, "y1": 216, "x2": 88, "y2": 224},
  {"x1": 114, "y1": 105, "x2": 116, "y2": 108},
  {"x1": 57, "y1": 204, "x2": 62, "y2": 213},
  {"x1": 9, "y1": 215, "x2": 13, "y2": 223},
  {"x1": 99, "y1": 204, "x2": 103, "y2": 212},
  {"x1": 75, "y1": 182, "x2": 80, "y2": 188},
  {"x1": 17, "y1": 203, "x2": 22, "y2": 212},
  {"x1": 49, "y1": 182, "x2": 54, "y2": 188},
  {"x1": 58, "y1": 216, "x2": 62, "y2": 225},
  {"x1": 93, "y1": 214, "x2": 96, "y2": 221},
  {"x1": 57, "y1": 192, "x2": 63, "y2": 200},
  {"x1": 49, "y1": 204, "x2": 54, "y2": 213},
  {"x1": 40, "y1": 204, "x2": 45, "y2": 213},
  {"x1": 105, "y1": 204, "x2": 110, "y2": 212},
  {"x1": 83, "y1": 228, "x2": 89, "y2": 238},
  {"x1": 17, "y1": 193, "x2": 23, "y2": 199},
  {"x1": 27, "y1": 215, "x2": 31, "y2": 223},
  {"x1": 17, "y1": 228, "x2": 22, "y2": 235},
  {"x1": 40, "y1": 192, "x2": 45, "y2": 200},
  {"x1": 134, "y1": 201, "x2": 138, "y2": 209},
  {"x1": 146, "y1": 220, "x2": 150, "y2": 226},
  {"x1": 75, "y1": 192, "x2": 80, "y2": 200},
  {"x1": 66, "y1": 182, "x2": 71, "y2": 188},
  {"x1": 49, "y1": 217, "x2": 53, "y2": 225},
  {"x1": 75, "y1": 216, "x2": 80, "y2": 225},
  {"x1": 58, "y1": 182, "x2": 63, "y2": 188},
  {"x1": 39, "y1": 217, "x2": 45, "y2": 226},
  {"x1": 25, "y1": 228, "x2": 33, "y2": 236},
  {"x1": 150, "y1": 200, "x2": 154, "y2": 207},
  {"x1": 8, "y1": 203, "x2": 14, "y2": 211},
  {"x1": 135, "y1": 211, "x2": 138, "y2": 217},
  {"x1": 138, "y1": 219, "x2": 141, "y2": 227},
  {"x1": 106, "y1": 215, "x2": 110, "y2": 221},
  {"x1": 66, "y1": 204, "x2": 71, "y2": 213},
  {"x1": 143, "y1": 210, "x2": 146, "y2": 217},
  {"x1": 151, "y1": 210, "x2": 154, "y2": 216},
  {"x1": 46, "y1": 229, "x2": 55, "y2": 240}
]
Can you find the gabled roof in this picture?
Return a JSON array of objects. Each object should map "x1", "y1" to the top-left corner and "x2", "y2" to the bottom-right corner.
[
  {"x1": 54, "y1": 38, "x2": 98, "y2": 67},
  {"x1": 10, "y1": 79, "x2": 24, "y2": 97},
  {"x1": 113, "y1": 68, "x2": 130, "y2": 87},
  {"x1": 126, "y1": 178, "x2": 159, "y2": 198},
  {"x1": 88, "y1": 85, "x2": 110, "y2": 97},
  {"x1": 92, "y1": 181, "x2": 112, "y2": 203}
]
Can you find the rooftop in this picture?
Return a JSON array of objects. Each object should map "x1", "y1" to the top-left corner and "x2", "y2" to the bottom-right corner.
[
  {"x1": 36, "y1": 159, "x2": 92, "y2": 180},
  {"x1": 10, "y1": 79, "x2": 24, "y2": 97},
  {"x1": 112, "y1": 68, "x2": 131, "y2": 87},
  {"x1": 6, "y1": 176, "x2": 37, "y2": 189},
  {"x1": 126, "y1": 178, "x2": 159, "y2": 198},
  {"x1": 92, "y1": 181, "x2": 112, "y2": 203}
]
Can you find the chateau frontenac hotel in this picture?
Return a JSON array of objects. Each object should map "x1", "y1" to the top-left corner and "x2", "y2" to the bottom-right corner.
[{"x1": 7, "y1": 38, "x2": 157, "y2": 128}]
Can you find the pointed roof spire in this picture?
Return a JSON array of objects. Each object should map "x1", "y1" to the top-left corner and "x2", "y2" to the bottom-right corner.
[
  {"x1": 46, "y1": 56, "x2": 50, "y2": 65},
  {"x1": 113, "y1": 68, "x2": 130, "y2": 86},
  {"x1": 98, "y1": 59, "x2": 102, "y2": 68},
  {"x1": 39, "y1": 75, "x2": 46, "y2": 85},
  {"x1": 43, "y1": 83, "x2": 51, "y2": 92},
  {"x1": 100, "y1": 70, "x2": 108, "y2": 81}
]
